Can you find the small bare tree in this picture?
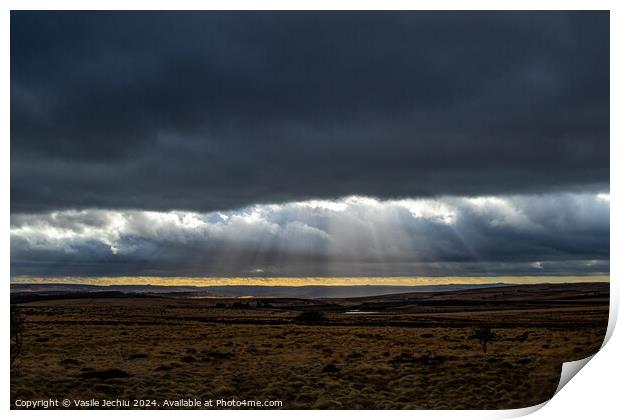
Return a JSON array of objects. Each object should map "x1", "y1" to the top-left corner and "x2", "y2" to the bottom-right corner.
[{"x1": 470, "y1": 326, "x2": 496, "y2": 353}]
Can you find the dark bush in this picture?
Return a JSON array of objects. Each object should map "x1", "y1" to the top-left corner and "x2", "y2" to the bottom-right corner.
[
  {"x1": 295, "y1": 310, "x2": 327, "y2": 325},
  {"x1": 517, "y1": 331, "x2": 530, "y2": 342},
  {"x1": 322, "y1": 363, "x2": 341, "y2": 373},
  {"x1": 128, "y1": 353, "x2": 148, "y2": 360}
]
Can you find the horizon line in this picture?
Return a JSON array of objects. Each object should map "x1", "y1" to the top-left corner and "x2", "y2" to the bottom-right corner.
[{"x1": 10, "y1": 275, "x2": 610, "y2": 288}]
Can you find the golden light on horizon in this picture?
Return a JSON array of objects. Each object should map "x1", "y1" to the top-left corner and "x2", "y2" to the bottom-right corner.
[{"x1": 10, "y1": 275, "x2": 610, "y2": 287}]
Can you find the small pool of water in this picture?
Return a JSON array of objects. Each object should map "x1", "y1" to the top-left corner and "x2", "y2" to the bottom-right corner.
[{"x1": 345, "y1": 310, "x2": 379, "y2": 314}]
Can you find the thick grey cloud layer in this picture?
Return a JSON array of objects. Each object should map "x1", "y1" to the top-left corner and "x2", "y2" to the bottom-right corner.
[
  {"x1": 11, "y1": 11, "x2": 609, "y2": 213},
  {"x1": 10, "y1": 12, "x2": 609, "y2": 277},
  {"x1": 10, "y1": 194, "x2": 609, "y2": 277}
]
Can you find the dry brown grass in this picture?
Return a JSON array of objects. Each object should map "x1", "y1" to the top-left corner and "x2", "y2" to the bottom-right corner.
[{"x1": 10, "y1": 288, "x2": 608, "y2": 409}]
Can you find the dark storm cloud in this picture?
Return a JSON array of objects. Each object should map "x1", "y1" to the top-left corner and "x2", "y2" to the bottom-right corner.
[
  {"x1": 10, "y1": 194, "x2": 610, "y2": 277},
  {"x1": 11, "y1": 11, "x2": 609, "y2": 213}
]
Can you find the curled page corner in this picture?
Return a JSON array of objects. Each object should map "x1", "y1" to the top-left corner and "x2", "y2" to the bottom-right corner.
[
  {"x1": 551, "y1": 289, "x2": 614, "y2": 400},
  {"x1": 499, "y1": 355, "x2": 597, "y2": 418},
  {"x1": 554, "y1": 355, "x2": 595, "y2": 396}
]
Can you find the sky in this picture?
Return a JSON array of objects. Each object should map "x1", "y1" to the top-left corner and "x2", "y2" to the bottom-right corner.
[{"x1": 10, "y1": 11, "x2": 609, "y2": 280}]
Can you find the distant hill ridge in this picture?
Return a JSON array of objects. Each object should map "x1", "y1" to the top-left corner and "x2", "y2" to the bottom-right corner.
[
  {"x1": 10, "y1": 282, "x2": 512, "y2": 298},
  {"x1": 11, "y1": 283, "x2": 609, "y2": 303}
]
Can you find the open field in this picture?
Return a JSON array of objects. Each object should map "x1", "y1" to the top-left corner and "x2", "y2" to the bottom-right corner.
[{"x1": 10, "y1": 283, "x2": 609, "y2": 409}]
